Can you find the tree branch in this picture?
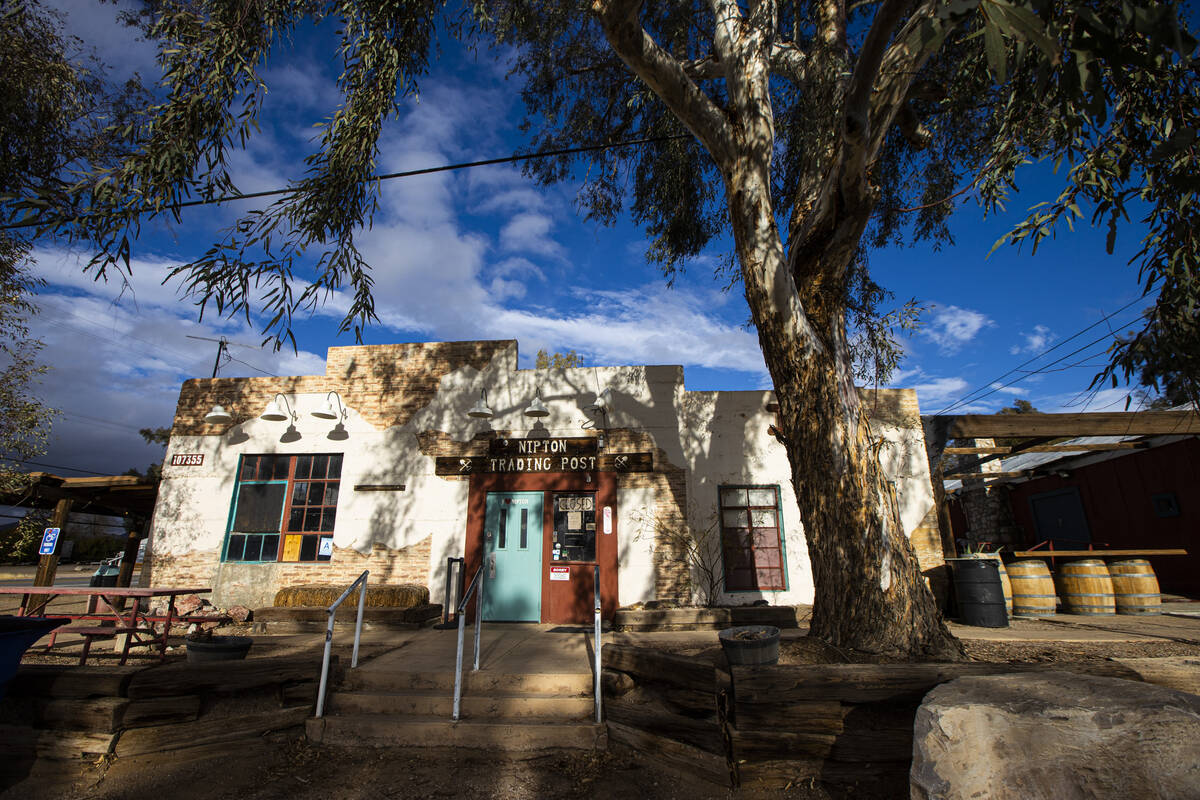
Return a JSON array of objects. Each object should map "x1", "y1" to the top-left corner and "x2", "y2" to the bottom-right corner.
[
  {"x1": 867, "y1": 0, "x2": 951, "y2": 164},
  {"x1": 591, "y1": 0, "x2": 737, "y2": 166},
  {"x1": 845, "y1": 0, "x2": 912, "y2": 150},
  {"x1": 681, "y1": 41, "x2": 807, "y2": 83}
]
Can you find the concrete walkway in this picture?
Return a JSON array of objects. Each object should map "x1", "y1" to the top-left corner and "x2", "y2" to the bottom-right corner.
[{"x1": 360, "y1": 623, "x2": 597, "y2": 675}]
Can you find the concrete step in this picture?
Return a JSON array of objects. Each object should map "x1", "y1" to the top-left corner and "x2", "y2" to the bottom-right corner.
[
  {"x1": 306, "y1": 714, "x2": 606, "y2": 750},
  {"x1": 329, "y1": 690, "x2": 594, "y2": 719},
  {"x1": 344, "y1": 670, "x2": 594, "y2": 695}
]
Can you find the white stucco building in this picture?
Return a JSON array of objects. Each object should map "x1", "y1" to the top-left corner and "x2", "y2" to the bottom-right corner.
[{"x1": 147, "y1": 340, "x2": 944, "y2": 621}]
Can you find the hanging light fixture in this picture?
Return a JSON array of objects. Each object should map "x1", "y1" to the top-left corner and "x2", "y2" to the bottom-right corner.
[
  {"x1": 312, "y1": 391, "x2": 345, "y2": 421},
  {"x1": 467, "y1": 389, "x2": 494, "y2": 420},
  {"x1": 524, "y1": 392, "x2": 550, "y2": 418},
  {"x1": 585, "y1": 388, "x2": 611, "y2": 415},
  {"x1": 204, "y1": 404, "x2": 233, "y2": 425},
  {"x1": 261, "y1": 393, "x2": 296, "y2": 422}
]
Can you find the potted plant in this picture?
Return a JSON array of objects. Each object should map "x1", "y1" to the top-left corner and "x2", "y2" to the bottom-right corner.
[
  {"x1": 185, "y1": 627, "x2": 252, "y2": 663},
  {"x1": 718, "y1": 624, "x2": 781, "y2": 666}
]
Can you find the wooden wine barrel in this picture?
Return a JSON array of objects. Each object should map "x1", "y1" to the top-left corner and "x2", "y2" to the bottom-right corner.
[
  {"x1": 1007, "y1": 559, "x2": 1056, "y2": 617},
  {"x1": 1055, "y1": 559, "x2": 1116, "y2": 616},
  {"x1": 1107, "y1": 558, "x2": 1162, "y2": 615},
  {"x1": 977, "y1": 554, "x2": 1013, "y2": 616}
]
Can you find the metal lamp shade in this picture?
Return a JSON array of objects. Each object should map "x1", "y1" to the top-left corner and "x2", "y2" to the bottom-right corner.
[
  {"x1": 204, "y1": 405, "x2": 233, "y2": 425},
  {"x1": 467, "y1": 392, "x2": 494, "y2": 419},
  {"x1": 261, "y1": 398, "x2": 289, "y2": 422},
  {"x1": 524, "y1": 394, "x2": 550, "y2": 418},
  {"x1": 312, "y1": 401, "x2": 338, "y2": 420},
  {"x1": 585, "y1": 393, "x2": 607, "y2": 414}
]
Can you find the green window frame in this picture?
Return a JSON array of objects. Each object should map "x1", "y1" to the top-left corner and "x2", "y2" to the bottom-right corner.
[{"x1": 223, "y1": 454, "x2": 342, "y2": 563}]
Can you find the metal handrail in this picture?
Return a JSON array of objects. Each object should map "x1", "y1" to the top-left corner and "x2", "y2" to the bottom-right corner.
[
  {"x1": 452, "y1": 563, "x2": 485, "y2": 721},
  {"x1": 593, "y1": 564, "x2": 602, "y2": 723},
  {"x1": 315, "y1": 569, "x2": 369, "y2": 718}
]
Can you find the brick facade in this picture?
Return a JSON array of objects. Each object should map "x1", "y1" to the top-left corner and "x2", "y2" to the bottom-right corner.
[{"x1": 171, "y1": 340, "x2": 513, "y2": 436}]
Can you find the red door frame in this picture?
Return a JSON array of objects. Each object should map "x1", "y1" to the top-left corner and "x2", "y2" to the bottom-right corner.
[{"x1": 464, "y1": 470, "x2": 618, "y2": 623}]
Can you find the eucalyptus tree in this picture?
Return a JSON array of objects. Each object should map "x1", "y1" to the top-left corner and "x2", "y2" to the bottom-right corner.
[{"x1": 32, "y1": 0, "x2": 1199, "y2": 657}]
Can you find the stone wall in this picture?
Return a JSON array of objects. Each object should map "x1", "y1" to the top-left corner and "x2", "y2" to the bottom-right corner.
[{"x1": 953, "y1": 438, "x2": 1019, "y2": 549}]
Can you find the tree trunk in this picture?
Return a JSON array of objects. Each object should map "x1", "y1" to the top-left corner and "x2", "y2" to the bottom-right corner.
[
  {"x1": 729, "y1": 165, "x2": 961, "y2": 661},
  {"x1": 782, "y1": 294, "x2": 961, "y2": 660}
]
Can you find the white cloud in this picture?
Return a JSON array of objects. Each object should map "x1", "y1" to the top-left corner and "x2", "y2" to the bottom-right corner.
[
  {"x1": 499, "y1": 213, "x2": 566, "y2": 259},
  {"x1": 487, "y1": 285, "x2": 766, "y2": 376},
  {"x1": 990, "y1": 383, "x2": 1028, "y2": 395},
  {"x1": 911, "y1": 376, "x2": 971, "y2": 407},
  {"x1": 45, "y1": 0, "x2": 160, "y2": 83},
  {"x1": 922, "y1": 304, "x2": 993, "y2": 352},
  {"x1": 1009, "y1": 324, "x2": 1056, "y2": 356},
  {"x1": 1042, "y1": 386, "x2": 1140, "y2": 413}
]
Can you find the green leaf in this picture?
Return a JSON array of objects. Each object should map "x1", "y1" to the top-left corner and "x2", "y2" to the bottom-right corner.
[{"x1": 984, "y1": 21, "x2": 1008, "y2": 83}]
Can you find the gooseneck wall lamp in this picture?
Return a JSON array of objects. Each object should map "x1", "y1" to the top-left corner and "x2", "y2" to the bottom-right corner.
[
  {"x1": 311, "y1": 391, "x2": 347, "y2": 421},
  {"x1": 467, "y1": 389, "x2": 494, "y2": 420},
  {"x1": 204, "y1": 404, "x2": 234, "y2": 425},
  {"x1": 261, "y1": 393, "x2": 297, "y2": 423},
  {"x1": 523, "y1": 392, "x2": 550, "y2": 418}
]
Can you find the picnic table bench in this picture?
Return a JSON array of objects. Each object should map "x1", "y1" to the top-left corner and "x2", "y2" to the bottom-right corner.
[{"x1": 0, "y1": 585, "x2": 212, "y2": 665}]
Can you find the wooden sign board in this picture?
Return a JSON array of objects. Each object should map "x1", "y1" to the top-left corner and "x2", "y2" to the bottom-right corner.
[
  {"x1": 488, "y1": 437, "x2": 598, "y2": 457},
  {"x1": 434, "y1": 451, "x2": 653, "y2": 476}
]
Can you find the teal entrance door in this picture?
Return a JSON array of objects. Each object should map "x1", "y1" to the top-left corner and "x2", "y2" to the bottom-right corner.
[{"x1": 482, "y1": 492, "x2": 544, "y2": 622}]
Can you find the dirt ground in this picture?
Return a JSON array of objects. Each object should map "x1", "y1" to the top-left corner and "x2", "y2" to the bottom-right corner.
[{"x1": 9, "y1": 739, "x2": 838, "y2": 800}]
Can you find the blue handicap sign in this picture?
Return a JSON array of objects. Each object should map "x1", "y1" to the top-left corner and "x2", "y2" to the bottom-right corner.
[{"x1": 39, "y1": 528, "x2": 60, "y2": 556}]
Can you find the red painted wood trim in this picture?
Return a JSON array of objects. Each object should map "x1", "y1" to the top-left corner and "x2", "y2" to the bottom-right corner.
[{"x1": 464, "y1": 470, "x2": 619, "y2": 623}]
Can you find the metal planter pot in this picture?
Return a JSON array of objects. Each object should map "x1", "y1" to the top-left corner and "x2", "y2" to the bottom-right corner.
[{"x1": 185, "y1": 635, "x2": 252, "y2": 663}]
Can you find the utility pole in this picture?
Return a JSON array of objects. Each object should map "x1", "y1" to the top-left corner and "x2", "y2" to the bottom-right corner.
[
  {"x1": 210, "y1": 339, "x2": 227, "y2": 378},
  {"x1": 186, "y1": 335, "x2": 264, "y2": 378}
]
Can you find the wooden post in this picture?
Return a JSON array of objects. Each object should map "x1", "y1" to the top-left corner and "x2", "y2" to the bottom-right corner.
[{"x1": 26, "y1": 498, "x2": 73, "y2": 614}]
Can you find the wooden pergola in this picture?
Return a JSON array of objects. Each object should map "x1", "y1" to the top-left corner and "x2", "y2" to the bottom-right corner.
[
  {"x1": 3, "y1": 472, "x2": 159, "y2": 591},
  {"x1": 921, "y1": 410, "x2": 1200, "y2": 560}
]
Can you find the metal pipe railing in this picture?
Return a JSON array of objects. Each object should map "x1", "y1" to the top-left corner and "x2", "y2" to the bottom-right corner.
[
  {"x1": 593, "y1": 563, "x2": 602, "y2": 723},
  {"x1": 315, "y1": 569, "x2": 369, "y2": 718},
  {"x1": 453, "y1": 564, "x2": 485, "y2": 721}
]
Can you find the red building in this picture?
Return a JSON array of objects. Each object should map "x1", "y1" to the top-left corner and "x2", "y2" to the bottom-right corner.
[{"x1": 947, "y1": 435, "x2": 1199, "y2": 595}]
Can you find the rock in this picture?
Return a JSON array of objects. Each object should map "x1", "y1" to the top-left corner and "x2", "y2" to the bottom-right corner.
[
  {"x1": 175, "y1": 594, "x2": 206, "y2": 616},
  {"x1": 601, "y1": 669, "x2": 635, "y2": 697},
  {"x1": 911, "y1": 671, "x2": 1200, "y2": 800},
  {"x1": 227, "y1": 605, "x2": 252, "y2": 623}
]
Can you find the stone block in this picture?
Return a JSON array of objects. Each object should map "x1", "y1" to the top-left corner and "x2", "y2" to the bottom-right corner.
[{"x1": 911, "y1": 671, "x2": 1200, "y2": 800}]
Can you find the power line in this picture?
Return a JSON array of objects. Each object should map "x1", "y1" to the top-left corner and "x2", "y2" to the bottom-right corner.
[
  {"x1": 933, "y1": 297, "x2": 1147, "y2": 415},
  {"x1": 5, "y1": 458, "x2": 114, "y2": 476},
  {"x1": 1, "y1": 132, "x2": 692, "y2": 232},
  {"x1": 225, "y1": 355, "x2": 276, "y2": 376}
]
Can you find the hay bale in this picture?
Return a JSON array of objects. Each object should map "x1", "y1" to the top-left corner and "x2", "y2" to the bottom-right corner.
[{"x1": 273, "y1": 584, "x2": 428, "y2": 609}]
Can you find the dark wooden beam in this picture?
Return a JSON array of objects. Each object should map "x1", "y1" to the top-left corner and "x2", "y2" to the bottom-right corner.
[
  {"x1": 943, "y1": 471, "x2": 1028, "y2": 481},
  {"x1": 932, "y1": 411, "x2": 1200, "y2": 439},
  {"x1": 944, "y1": 442, "x2": 1147, "y2": 455}
]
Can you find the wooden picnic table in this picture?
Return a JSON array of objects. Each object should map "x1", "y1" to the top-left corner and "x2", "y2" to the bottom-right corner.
[{"x1": 0, "y1": 585, "x2": 211, "y2": 665}]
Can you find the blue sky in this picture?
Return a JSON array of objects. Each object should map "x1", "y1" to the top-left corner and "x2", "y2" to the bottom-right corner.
[{"x1": 25, "y1": 1, "x2": 1157, "y2": 477}]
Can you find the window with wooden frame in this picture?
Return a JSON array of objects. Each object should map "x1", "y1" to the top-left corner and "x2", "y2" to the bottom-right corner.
[
  {"x1": 718, "y1": 486, "x2": 786, "y2": 591},
  {"x1": 223, "y1": 454, "x2": 342, "y2": 563}
]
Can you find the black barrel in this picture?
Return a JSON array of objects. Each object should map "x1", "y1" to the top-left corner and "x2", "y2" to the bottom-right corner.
[{"x1": 951, "y1": 559, "x2": 1009, "y2": 628}]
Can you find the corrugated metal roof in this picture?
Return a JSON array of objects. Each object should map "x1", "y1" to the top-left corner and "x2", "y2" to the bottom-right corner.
[{"x1": 942, "y1": 433, "x2": 1143, "y2": 493}]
